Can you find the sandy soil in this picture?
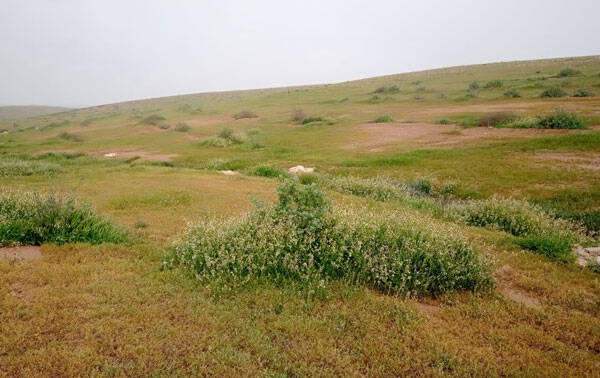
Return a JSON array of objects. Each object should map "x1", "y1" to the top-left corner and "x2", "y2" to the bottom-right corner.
[
  {"x1": 346, "y1": 122, "x2": 578, "y2": 152},
  {"x1": 0, "y1": 246, "x2": 42, "y2": 261}
]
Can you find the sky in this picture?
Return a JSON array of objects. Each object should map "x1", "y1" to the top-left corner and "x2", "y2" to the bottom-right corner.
[{"x1": 1, "y1": 0, "x2": 599, "y2": 108}]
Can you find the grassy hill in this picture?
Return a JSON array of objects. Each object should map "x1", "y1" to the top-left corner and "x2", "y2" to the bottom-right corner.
[
  {"x1": 1, "y1": 56, "x2": 599, "y2": 376},
  {"x1": 0, "y1": 105, "x2": 72, "y2": 121}
]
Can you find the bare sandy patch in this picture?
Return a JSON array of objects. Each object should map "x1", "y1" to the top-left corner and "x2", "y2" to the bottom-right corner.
[
  {"x1": 500, "y1": 286, "x2": 541, "y2": 309},
  {"x1": 0, "y1": 246, "x2": 42, "y2": 261},
  {"x1": 95, "y1": 150, "x2": 178, "y2": 161},
  {"x1": 413, "y1": 301, "x2": 441, "y2": 318},
  {"x1": 534, "y1": 152, "x2": 600, "y2": 172},
  {"x1": 346, "y1": 122, "x2": 575, "y2": 152}
]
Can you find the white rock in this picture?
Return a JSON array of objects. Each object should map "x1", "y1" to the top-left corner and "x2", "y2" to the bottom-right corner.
[
  {"x1": 288, "y1": 165, "x2": 314, "y2": 174},
  {"x1": 220, "y1": 170, "x2": 238, "y2": 176},
  {"x1": 103, "y1": 152, "x2": 117, "y2": 158}
]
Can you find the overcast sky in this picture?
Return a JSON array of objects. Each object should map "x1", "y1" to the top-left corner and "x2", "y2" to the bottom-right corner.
[{"x1": 1, "y1": 0, "x2": 599, "y2": 107}]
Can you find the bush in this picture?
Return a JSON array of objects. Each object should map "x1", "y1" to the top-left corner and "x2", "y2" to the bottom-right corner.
[
  {"x1": 0, "y1": 191, "x2": 125, "y2": 246},
  {"x1": 447, "y1": 197, "x2": 583, "y2": 261},
  {"x1": 174, "y1": 123, "x2": 190, "y2": 132},
  {"x1": 557, "y1": 68, "x2": 581, "y2": 77},
  {"x1": 435, "y1": 118, "x2": 451, "y2": 125},
  {"x1": 409, "y1": 178, "x2": 432, "y2": 195},
  {"x1": 166, "y1": 181, "x2": 493, "y2": 296},
  {"x1": 292, "y1": 109, "x2": 305, "y2": 122},
  {"x1": 469, "y1": 82, "x2": 480, "y2": 90},
  {"x1": 58, "y1": 132, "x2": 83, "y2": 142},
  {"x1": 301, "y1": 116, "x2": 334, "y2": 125},
  {"x1": 250, "y1": 165, "x2": 287, "y2": 178},
  {"x1": 479, "y1": 112, "x2": 518, "y2": 127},
  {"x1": 537, "y1": 110, "x2": 585, "y2": 129},
  {"x1": 572, "y1": 89, "x2": 595, "y2": 97},
  {"x1": 483, "y1": 80, "x2": 503, "y2": 89},
  {"x1": 0, "y1": 159, "x2": 62, "y2": 177},
  {"x1": 373, "y1": 115, "x2": 395, "y2": 123},
  {"x1": 504, "y1": 89, "x2": 521, "y2": 98},
  {"x1": 233, "y1": 110, "x2": 258, "y2": 120},
  {"x1": 373, "y1": 85, "x2": 399, "y2": 94},
  {"x1": 540, "y1": 87, "x2": 567, "y2": 98},
  {"x1": 141, "y1": 114, "x2": 165, "y2": 125},
  {"x1": 158, "y1": 124, "x2": 170, "y2": 130}
]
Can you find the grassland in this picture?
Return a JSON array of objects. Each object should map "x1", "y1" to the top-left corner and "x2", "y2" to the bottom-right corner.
[{"x1": 1, "y1": 56, "x2": 600, "y2": 376}]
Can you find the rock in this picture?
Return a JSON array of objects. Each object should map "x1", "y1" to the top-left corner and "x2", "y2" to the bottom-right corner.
[
  {"x1": 288, "y1": 165, "x2": 314, "y2": 174},
  {"x1": 219, "y1": 170, "x2": 238, "y2": 176},
  {"x1": 104, "y1": 152, "x2": 117, "y2": 158}
]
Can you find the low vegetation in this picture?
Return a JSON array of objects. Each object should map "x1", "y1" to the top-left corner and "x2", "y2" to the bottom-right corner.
[
  {"x1": 140, "y1": 114, "x2": 166, "y2": 125},
  {"x1": 572, "y1": 88, "x2": 595, "y2": 97},
  {"x1": 483, "y1": 80, "x2": 503, "y2": 89},
  {"x1": 233, "y1": 110, "x2": 258, "y2": 120},
  {"x1": 557, "y1": 68, "x2": 581, "y2": 77},
  {"x1": 166, "y1": 181, "x2": 493, "y2": 296},
  {"x1": 174, "y1": 122, "x2": 190, "y2": 132},
  {"x1": 540, "y1": 87, "x2": 567, "y2": 98},
  {"x1": 301, "y1": 116, "x2": 334, "y2": 125},
  {"x1": 0, "y1": 158, "x2": 63, "y2": 177},
  {"x1": 373, "y1": 85, "x2": 399, "y2": 94},
  {"x1": 0, "y1": 191, "x2": 126, "y2": 246},
  {"x1": 373, "y1": 114, "x2": 395, "y2": 123}
]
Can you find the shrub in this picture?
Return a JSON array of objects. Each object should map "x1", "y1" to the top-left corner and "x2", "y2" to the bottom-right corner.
[
  {"x1": 141, "y1": 114, "x2": 165, "y2": 125},
  {"x1": 373, "y1": 115, "x2": 395, "y2": 123},
  {"x1": 301, "y1": 116, "x2": 334, "y2": 125},
  {"x1": 540, "y1": 87, "x2": 567, "y2": 98},
  {"x1": 409, "y1": 178, "x2": 432, "y2": 195},
  {"x1": 557, "y1": 68, "x2": 581, "y2": 77},
  {"x1": 0, "y1": 191, "x2": 125, "y2": 246},
  {"x1": 373, "y1": 85, "x2": 399, "y2": 94},
  {"x1": 572, "y1": 89, "x2": 595, "y2": 97},
  {"x1": 292, "y1": 109, "x2": 305, "y2": 122},
  {"x1": 174, "y1": 123, "x2": 190, "y2": 132},
  {"x1": 298, "y1": 173, "x2": 319, "y2": 185},
  {"x1": 80, "y1": 119, "x2": 93, "y2": 126},
  {"x1": 166, "y1": 181, "x2": 493, "y2": 296},
  {"x1": 447, "y1": 197, "x2": 583, "y2": 261},
  {"x1": 479, "y1": 112, "x2": 518, "y2": 127},
  {"x1": 469, "y1": 82, "x2": 480, "y2": 90},
  {"x1": 435, "y1": 118, "x2": 451, "y2": 125},
  {"x1": 233, "y1": 110, "x2": 258, "y2": 120},
  {"x1": 58, "y1": 132, "x2": 84, "y2": 142},
  {"x1": 0, "y1": 159, "x2": 62, "y2": 177},
  {"x1": 537, "y1": 110, "x2": 585, "y2": 129},
  {"x1": 250, "y1": 165, "x2": 287, "y2": 178},
  {"x1": 322, "y1": 176, "x2": 412, "y2": 202},
  {"x1": 504, "y1": 89, "x2": 521, "y2": 98},
  {"x1": 483, "y1": 80, "x2": 503, "y2": 89},
  {"x1": 158, "y1": 123, "x2": 170, "y2": 130}
]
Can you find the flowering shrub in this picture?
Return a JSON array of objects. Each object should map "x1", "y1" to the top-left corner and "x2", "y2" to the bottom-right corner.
[
  {"x1": 447, "y1": 197, "x2": 584, "y2": 262},
  {"x1": 166, "y1": 182, "x2": 493, "y2": 297},
  {"x1": 0, "y1": 191, "x2": 126, "y2": 246}
]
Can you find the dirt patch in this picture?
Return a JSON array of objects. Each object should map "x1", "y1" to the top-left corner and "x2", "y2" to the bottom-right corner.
[
  {"x1": 95, "y1": 150, "x2": 179, "y2": 161},
  {"x1": 500, "y1": 286, "x2": 541, "y2": 309},
  {"x1": 346, "y1": 122, "x2": 573, "y2": 152},
  {"x1": 534, "y1": 152, "x2": 600, "y2": 172},
  {"x1": 0, "y1": 246, "x2": 42, "y2": 261},
  {"x1": 413, "y1": 301, "x2": 441, "y2": 318}
]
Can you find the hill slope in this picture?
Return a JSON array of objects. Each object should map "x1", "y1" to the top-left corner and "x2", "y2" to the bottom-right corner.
[{"x1": 0, "y1": 105, "x2": 72, "y2": 121}]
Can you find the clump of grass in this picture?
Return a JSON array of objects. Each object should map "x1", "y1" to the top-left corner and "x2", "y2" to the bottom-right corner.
[
  {"x1": 367, "y1": 95, "x2": 395, "y2": 104},
  {"x1": 140, "y1": 114, "x2": 165, "y2": 125},
  {"x1": 0, "y1": 191, "x2": 126, "y2": 246},
  {"x1": 373, "y1": 115, "x2": 394, "y2": 123},
  {"x1": 80, "y1": 118, "x2": 93, "y2": 126},
  {"x1": 298, "y1": 172, "x2": 319, "y2": 185},
  {"x1": 373, "y1": 85, "x2": 399, "y2": 94},
  {"x1": 174, "y1": 123, "x2": 190, "y2": 132},
  {"x1": 233, "y1": 110, "x2": 258, "y2": 120},
  {"x1": 572, "y1": 89, "x2": 595, "y2": 97},
  {"x1": 483, "y1": 80, "x2": 503, "y2": 89},
  {"x1": 537, "y1": 110, "x2": 585, "y2": 129},
  {"x1": 249, "y1": 165, "x2": 288, "y2": 178},
  {"x1": 301, "y1": 116, "x2": 334, "y2": 125},
  {"x1": 166, "y1": 181, "x2": 493, "y2": 296},
  {"x1": 479, "y1": 112, "x2": 518, "y2": 127},
  {"x1": 0, "y1": 159, "x2": 63, "y2": 177},
  {"x1": 468, "y1": 82, "x2": 480, "y2": 90},
  {"x1": 435, "y1": 118, "x2": 451, "y2": 125},
  {"x1": 409, "y1": 178, "x2": 432, "y2": 196},
  {"x1": 556, "y1": 68, "x2": 581, "y2": 77},
  {"x1": 201, "y1": 128, "x2": 246, "y2": 147},
  {"x1": 504, "y1": 89, "x2": 521, "y2": 98},
  {"x1": 322, "y1": 175, "x2": 412, "y2": 202},
  {"x1": 540, "y1": 87, "x2": 567, "y2": 98},
  {"x1": 447, "y1": 197, "x2": 584, "y2": 262}
]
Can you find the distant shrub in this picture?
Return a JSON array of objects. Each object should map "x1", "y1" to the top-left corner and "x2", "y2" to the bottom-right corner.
[
  {"x1": 58, "y1": 132, "x2": 83, "y2": 142},
  {"x1": 80, "y1": 119, "x2": 93, "y2": 126},
  {"x1": 373, "y1": 115, "x2": 395, "y2": 123},
  {"x1": 141, "y1": 114, "x2": 165, "y2": 125},
  {"x1": 166, "y1": 181, "x2": 493, "y2": 296},
  {"x1": 435, "y1": 118, "x2": 451, "y2": 125},
  {"x1": 292, "y1": 109, "x2": 305, "y2": 122},
  {"x1": 158, "y1": 123, "x2": 170, "y2": 130},
  {"x1": 250, "y1": 165, "x2": 287, "y2": 178},
  {"x1": 174, "y1": 123, "x2": 190, "y2": 132},
  {"x1": 483, "y1": 80, "x2": 503, "y2": 89},
  {"x1": 202, "y1": 128, "x2": 245, "y2": 147},
  {"x1": 479, "y1": 112, "x2": 518, "y2": 127},
  {"x1": 233, "y1": 110, "x2": 258, "y2": 120},
  {"x1": 0, "y1": 191, "x2": 125, "y2": 246},
  {"x1": 540, "y1": 87, "x2": 567, "y2": 98},
  {"x1": 322, "y1": 176, "x2": 413, "y2": 203},
  {"x1": 469, "y1": 82, "x2": 480, "y2": 90},
  {"x1": 415, "y1": 86, "x2": 426, "y2": 92},
  {"x1": 0, "y1": 159, "x2": 62, "y2": 177},
  {"x1": 537, "y1": 110, "x2": 585, "y2": 129},
  {"x1": 572, "y1": 89, "x2": 595, "y2": 97},
  {"x1": 409, "y1": 178, "x2": 432, "y2": 195},
  {"x1": 368, "y1": 95, "x2": 395, "y2": 104},
  {"x1": 437, "y1": 93, "x2": 447, "y2": 99},
  {"x1": 498, "y1": 118, "x2": 539, "y2": 129},
  {"x1": 373, "y1": 85, "x2": 399, "y2": 94},
  {"x1": 302, "y1": 116, "x2": 334, "y2": 125},
  {"x1": 447, "y1": 197, "x2": 583, "y2": 262},
  {"x1": 504, "y1": 89, "x2": 521, "y2": 98},
  {"x1": 556, "y1": 68, "x2": 581, "y2": 77}
]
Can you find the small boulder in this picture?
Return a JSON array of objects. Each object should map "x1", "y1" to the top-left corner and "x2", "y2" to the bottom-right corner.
[{"x1": 288, "y1": 165, "x2": 314, "y2": 174}]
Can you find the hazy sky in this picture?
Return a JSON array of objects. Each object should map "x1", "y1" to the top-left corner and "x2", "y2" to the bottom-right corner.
[{"x1": 2, "y1": 0, "x2": 599, "y2": 107}]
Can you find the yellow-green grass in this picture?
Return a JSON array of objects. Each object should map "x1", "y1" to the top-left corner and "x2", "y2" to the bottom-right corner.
[{"x1": 1, "y1": 56, "x2": 600, "y2": 375}]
